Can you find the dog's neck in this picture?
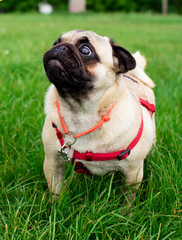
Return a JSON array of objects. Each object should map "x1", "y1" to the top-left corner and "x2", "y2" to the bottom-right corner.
[
  {"x1": 98, "y1": 76, "x2": 125, "y2": 116},
  {"x1": 59, "y1": 75, "x2": 125, "y2": 117},
  {"x1": 46, "y1": 75, "x2": 131, "y2": 135}
]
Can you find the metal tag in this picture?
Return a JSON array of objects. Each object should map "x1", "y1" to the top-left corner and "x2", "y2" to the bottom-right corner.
[
  {"x1": 58, "y1": 131, "x2": 77, "y2": 162},
  {"x1": 58, "y1": 147, "x2": 70, "y2": 162}
]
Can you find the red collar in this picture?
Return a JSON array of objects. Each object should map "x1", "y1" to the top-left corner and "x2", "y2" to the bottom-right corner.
[{"x1": 52, "y1": 98, "x2": 155, "y2": 174}]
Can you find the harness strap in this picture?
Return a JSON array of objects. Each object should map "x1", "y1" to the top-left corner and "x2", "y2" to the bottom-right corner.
[
  {"x1": 139, "y1": 98, "x2": 155, "y2": 117},
  {"x1": 71, "y1": 161, "x2": 92, "y2": 175},
  {"x1": 73, "y1": 117, "x2": 143, "y2": 161},
  {"x1": 52, "y1": 122, "x2": 64, "y2": 146},
  {"x1": 53, "y1": 98, "x2": 155, "y2": 175}
]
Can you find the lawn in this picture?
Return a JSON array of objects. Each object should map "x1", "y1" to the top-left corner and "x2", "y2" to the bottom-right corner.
[{"x1": 0, "y1": 12, "x2": 181, "y2": 239}]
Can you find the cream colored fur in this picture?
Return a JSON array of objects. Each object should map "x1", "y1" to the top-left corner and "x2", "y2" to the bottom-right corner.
[{"x1": 42, "y1": 31, "x2": 155, "y2": 194}]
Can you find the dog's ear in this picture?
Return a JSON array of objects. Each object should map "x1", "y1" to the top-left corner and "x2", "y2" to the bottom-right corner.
[{"x1": 110, "y1": 40, "x2": 136, "y2": 74}]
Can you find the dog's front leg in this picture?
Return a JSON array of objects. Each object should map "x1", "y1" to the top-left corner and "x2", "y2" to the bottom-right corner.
[{"x1": 44, "y1": 154, "x2": 65, "y2": 195}]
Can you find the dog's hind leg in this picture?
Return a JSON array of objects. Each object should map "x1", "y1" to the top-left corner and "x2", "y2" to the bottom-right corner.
[
  {"x1": 124, "y1": 163, "x2": 144, "y2": 189},
  {"x1": 120, "y1": 164, "x2": 144, "y2": 214}
]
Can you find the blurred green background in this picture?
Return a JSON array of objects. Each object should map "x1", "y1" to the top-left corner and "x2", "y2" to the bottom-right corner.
[{"x1": 0, "y1": 0, "x2": 182, "y2": 14}]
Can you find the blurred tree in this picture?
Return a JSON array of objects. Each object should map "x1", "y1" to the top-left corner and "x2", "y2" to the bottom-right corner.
[
  {"x1": 162, "y1": 0, "x2": 168, "y2": 14},
  {"x1": 69, "y1": 0, "x2": 86, "y2": 13}
]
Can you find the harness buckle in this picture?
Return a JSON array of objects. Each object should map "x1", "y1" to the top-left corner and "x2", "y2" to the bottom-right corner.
[{"x1": 117, "y1": 148, "x2": 130, "y2": 161}]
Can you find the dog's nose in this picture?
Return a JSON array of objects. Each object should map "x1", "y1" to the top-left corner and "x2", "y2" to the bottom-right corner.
[{"x1": 57, "y1": 45, "x2": 69, "y2": 52}]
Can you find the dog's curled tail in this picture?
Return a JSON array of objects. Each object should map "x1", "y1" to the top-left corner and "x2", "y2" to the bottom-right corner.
[{"x1": 130, "y1": 51, "x2": 155, "y2": 88}]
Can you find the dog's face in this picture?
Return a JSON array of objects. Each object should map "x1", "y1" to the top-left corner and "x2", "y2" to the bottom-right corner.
[{"x1": 43, "y1": 30, "x2": 136, "y2": 102}]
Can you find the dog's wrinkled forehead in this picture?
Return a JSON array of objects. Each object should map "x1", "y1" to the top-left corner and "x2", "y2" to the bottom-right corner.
[
  {"x1": 60, "y1": 30, "x2": 113, "y2": 66},
  {"x1": 61, "y1": 30, "x2": 104, "y2": 43}
]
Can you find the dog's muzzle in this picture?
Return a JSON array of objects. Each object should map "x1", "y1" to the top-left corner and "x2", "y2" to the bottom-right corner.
[
  {"x1": 43, "y1": 43, "x2": 93, "y2": 101},
  {"x1": 43, "y1": 44, "x2": 78, "y2": 74}
]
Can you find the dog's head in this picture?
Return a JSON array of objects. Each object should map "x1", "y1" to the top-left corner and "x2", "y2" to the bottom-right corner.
[{"x1": 43, "y1": 30, "x2": 136, "y2": 102}]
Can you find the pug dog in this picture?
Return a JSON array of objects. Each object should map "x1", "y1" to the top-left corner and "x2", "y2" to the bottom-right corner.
[{"x1": 42, "y1": 30, "x2": 156, "y2": 195}]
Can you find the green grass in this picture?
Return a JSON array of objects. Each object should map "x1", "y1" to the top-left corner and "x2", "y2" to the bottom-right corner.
[{"x1": 0, "y1": 12, "x2": 182, "y2": 239}]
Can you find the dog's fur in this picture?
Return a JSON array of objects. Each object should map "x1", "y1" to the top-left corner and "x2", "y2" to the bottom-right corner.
[{"x1": 42, "y1": 30, "x2": 156, "y2": 194}]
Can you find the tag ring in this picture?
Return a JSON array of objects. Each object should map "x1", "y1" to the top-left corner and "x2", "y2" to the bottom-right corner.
[{"x1": 63, "y1": 131, "x2": 77, "y2": 147}]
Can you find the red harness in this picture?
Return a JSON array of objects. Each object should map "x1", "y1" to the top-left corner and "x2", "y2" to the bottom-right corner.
[{"x1": 52, "y1": 86, "x2": 155, "y2": 175}]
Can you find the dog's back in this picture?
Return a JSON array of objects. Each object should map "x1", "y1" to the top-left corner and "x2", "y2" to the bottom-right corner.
[{"x1": 124, "y1": 51, "x2": 156, "y2": 143}]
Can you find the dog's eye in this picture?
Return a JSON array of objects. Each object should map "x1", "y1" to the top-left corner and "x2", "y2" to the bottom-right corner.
[
  {"x1": 79, "y1": 45, "x2": 92, "y2": 56},
  {"x1": 53, "y1": 40, "x2": 59, "y2": 46}
]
